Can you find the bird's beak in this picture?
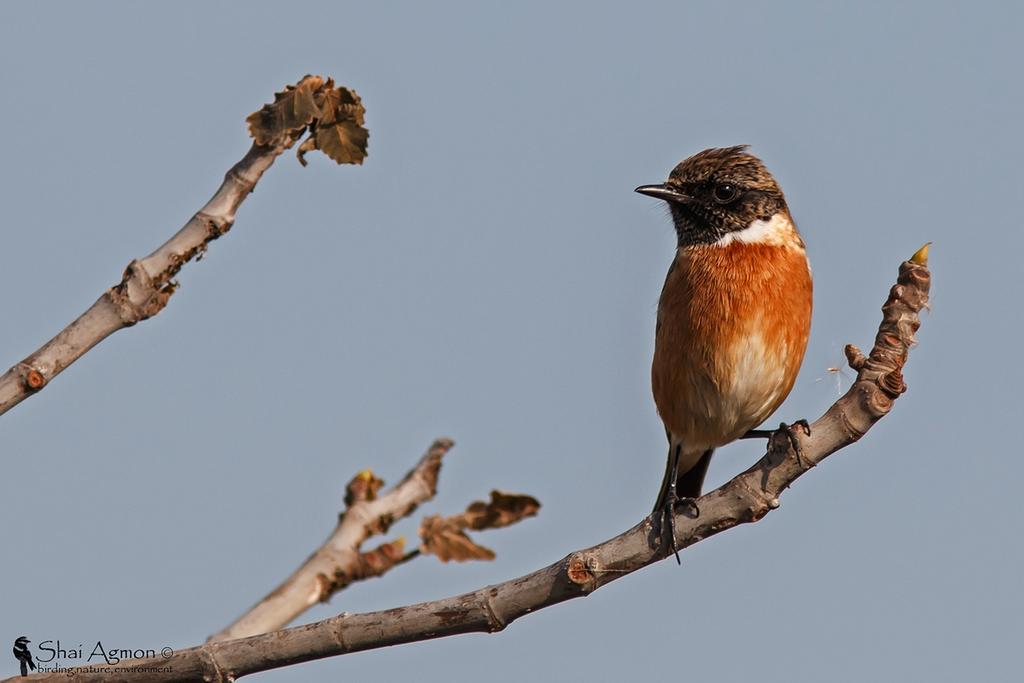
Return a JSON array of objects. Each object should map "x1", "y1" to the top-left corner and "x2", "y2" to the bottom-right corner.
[{"x1": 634, "y1": 184, "x2": 693, "y2": 204}]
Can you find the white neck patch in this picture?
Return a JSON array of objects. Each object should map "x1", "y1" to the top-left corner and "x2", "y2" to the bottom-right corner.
[{"x1": 714, "y1": 212, "x2": 802, "y2": 249}]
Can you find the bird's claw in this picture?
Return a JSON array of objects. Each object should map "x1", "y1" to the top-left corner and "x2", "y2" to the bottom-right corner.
[
  {"x1": 777, "y1": 419, "x2": 811, "y2": 467},
  {"x1": 661, "y1": 492, "x2": 699, "y2": 565},
  {"x1": 673, "y1": 496, "x2": 700, "y2": 518}
]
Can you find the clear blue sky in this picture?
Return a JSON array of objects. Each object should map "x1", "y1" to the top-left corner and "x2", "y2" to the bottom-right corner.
[{"x1": 1, "y1": 2, "x2": 1020, "y2": 681}]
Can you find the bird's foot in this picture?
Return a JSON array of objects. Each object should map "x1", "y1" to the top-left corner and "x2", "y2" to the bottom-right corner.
[
  {"x1": 661, "y1": 491, "x2": 699, "y2": 565},
  {"x1": 742, "y1": 420, "x2": 811, "y2": 466},
  {"x1": 779, "y1": 419, "x2": 811, "y2": 467}
]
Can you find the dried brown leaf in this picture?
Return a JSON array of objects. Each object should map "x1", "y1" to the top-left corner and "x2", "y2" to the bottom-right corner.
[
  {"x1": 315, "y1": 120, "x2": 369, "y2": 165},
  {"x1": 246, "y1": 76, "x2": 368, "y2": 165},
  {"x1": 246, "y1": 75, "x2": 324, "y2": 145},
  {"x1": 308, "y1": 83, "x2": 368, "y2": 164},
  {"x1": 317, "y1": 84, "x2": 366, "y2": 126},
  {"x1": 463, "y1": 490, "x2": 541, "y2": 530},
  {"x1": 418, "y1": 490, "x2": 540, "y2": 563},
  {"x1": 419, "y1": 515, "x2": 496, "y2": 562}
]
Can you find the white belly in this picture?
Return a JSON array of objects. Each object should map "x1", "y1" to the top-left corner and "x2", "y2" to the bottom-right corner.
[
  {"x1": 718, "y1": 330, "x2": 789, "y2": 436},
  {"x1": 670, "y1": 330, "x2": 790, "y2": 458}
]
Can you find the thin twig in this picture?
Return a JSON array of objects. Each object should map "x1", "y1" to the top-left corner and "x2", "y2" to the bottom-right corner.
[{"x1": 0, "y1": 132, "x2": 300, "y2": 417}]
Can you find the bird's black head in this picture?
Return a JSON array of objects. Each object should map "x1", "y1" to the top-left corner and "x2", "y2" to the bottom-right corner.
[{"x1": 636, "y1": 145, "x2": 789, "y2": 247}]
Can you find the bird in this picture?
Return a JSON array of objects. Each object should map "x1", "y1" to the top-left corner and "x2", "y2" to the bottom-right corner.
[
  {"x1": 13, "y1": 636, "x2": 36, "y2": 677},
  {"x1": 635, "y1": 146, "x2": 812, "y2": 561}
]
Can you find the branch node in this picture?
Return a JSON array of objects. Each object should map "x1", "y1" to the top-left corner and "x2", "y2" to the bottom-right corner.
[
  {"x1": 195, "y1": 645, "x2": 229, "y2": 683},
  {"x1": 198, "y1": 211, "x2": 235, "y2": 240},
  {"x1": 866, "y1": 391, "x2": 895, "y2": 417},
  {"x1": 844, "y1": 343, "x2": 866, "y2": 371},
  {"x1": 344, "y1": 469, "x2": 384, "y2": 506},
  {"x1": 313, "y1": 573, "x2": 333, "y2": 603},
  {"x1": 17, "y1": 364, "x2": 46, "y2": 392},
  {"x1": 481, "y1": 592, "x2": 507, "y2": 633},
  {"x1": 566, "y1": 553, "x2": 596, "y2": 586},
  {"x1": 331, "y1": 613, "x2": 350, "y2": 651},
  {"x1": 225, "y1": 167, "x2": 258, "y2": 195},
  {"x1": 109, "y1": 259, "x2": 173, "y2": 323},
  {"x1": 879, "y1": 367, "x2": 907, "y2": 398}
]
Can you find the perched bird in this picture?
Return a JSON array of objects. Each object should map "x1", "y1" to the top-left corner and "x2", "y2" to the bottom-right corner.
[
  {"x1": 636, "y1": 146, "x2": 812, "y2": 559},
  {"x1": 13, "y1": 636, "x2": 36, "y2": 677}
]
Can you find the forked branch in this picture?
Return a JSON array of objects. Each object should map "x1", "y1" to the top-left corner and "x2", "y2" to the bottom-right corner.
[{"x1": 208, "y1": 438, "x2": 540, "y2": 642}]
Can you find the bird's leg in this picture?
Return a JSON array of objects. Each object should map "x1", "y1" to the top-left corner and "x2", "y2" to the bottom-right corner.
[
  {"x1": 662, "y1": 447, "x2": 682, "y2": 565},
  {"x1": 741, "y1": 419, "x2": 811, "y2": 466},
  {"x1": 662, "y1": 445, "x2": 699, "y2": 565}
]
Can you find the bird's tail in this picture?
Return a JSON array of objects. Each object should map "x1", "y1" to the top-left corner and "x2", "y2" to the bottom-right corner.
[{"x1": 652, "y1": 446, "x2": 714, "y2": 513}]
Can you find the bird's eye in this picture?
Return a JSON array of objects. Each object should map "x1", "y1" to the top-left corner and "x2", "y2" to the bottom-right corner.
[{"x1": 713, "y1": 183, "x2": 738, "y2": 203}]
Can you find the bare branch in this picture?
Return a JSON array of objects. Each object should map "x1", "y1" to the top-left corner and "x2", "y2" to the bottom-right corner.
[
  {"x1": 11, "y1": 250, "x2": 930, "y2": 682},
  {"x1": 0, "y1": 137, "x2": 292, "y2": 417}
]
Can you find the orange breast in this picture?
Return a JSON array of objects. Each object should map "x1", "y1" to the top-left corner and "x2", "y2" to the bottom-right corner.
[{"x1": 652, "y1": 237, "x2": 812, "y2": 454}]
